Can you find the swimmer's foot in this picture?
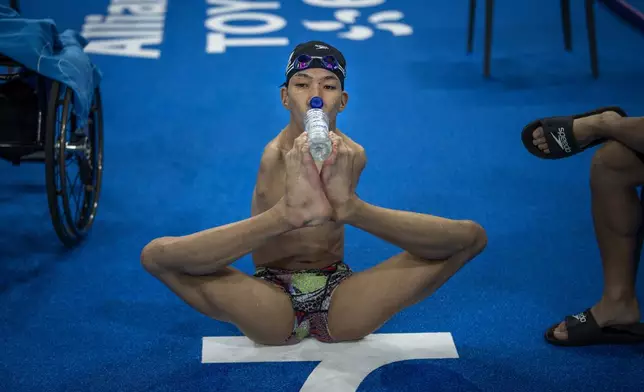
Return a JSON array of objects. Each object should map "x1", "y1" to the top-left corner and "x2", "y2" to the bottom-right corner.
[
  {"x1": 545, "y1": 298, "x2": 644, "y2": 346},
  {"x1": 521, "y1": 107, "x2": 627, "y2": 159}
]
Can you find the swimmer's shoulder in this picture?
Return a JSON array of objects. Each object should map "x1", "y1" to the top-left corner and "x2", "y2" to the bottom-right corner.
[
  {"x1": 252, "y1": 135, "x2": 286, "y2": 214},
  {"x1": 255, "y1": 134, "x2": 287, "y2": 186},
  {"x1": 335, "y1": 129, "x2": 364, "y2": 153},
  {"x1": 259, "y1": 137, "x2": 284, "y2": 170}
]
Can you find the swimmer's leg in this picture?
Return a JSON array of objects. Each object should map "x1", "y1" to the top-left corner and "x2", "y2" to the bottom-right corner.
[
  {"x1": 141, "y1": 258, "x2": 296, "y2": 345},
  {"x1": 546, "y1": 140, "x2": 644, "y2": 346},
  {"x1": 140, "y1": 207, "x2": 296, "y2": 346},
  {"x1": 325, "y1": 202, "x2": 487, "y2": 342}
]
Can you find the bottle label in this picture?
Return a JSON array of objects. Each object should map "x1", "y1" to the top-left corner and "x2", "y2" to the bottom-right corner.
[{"x1": 305, "y1": 109, "x2": 329, "y2": 141}]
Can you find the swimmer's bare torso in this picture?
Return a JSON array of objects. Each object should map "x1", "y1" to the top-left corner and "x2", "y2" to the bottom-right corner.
[{"x1": 251, "y1": 128, "x2": 362, "y2": 270}]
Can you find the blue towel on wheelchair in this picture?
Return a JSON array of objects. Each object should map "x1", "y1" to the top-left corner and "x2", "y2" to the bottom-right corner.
[{"x1": 0, "y1": 5, "x2": 102, "y2": 126}]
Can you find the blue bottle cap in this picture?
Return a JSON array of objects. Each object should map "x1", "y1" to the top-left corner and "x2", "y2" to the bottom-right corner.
[{"x1": 310, "y1": 96, "x2": 323, "y2": 109}]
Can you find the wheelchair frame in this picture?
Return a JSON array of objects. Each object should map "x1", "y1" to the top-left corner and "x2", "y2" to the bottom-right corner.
[{"x1": 0, "y1": 0, "x2": 105, "y2": 247}]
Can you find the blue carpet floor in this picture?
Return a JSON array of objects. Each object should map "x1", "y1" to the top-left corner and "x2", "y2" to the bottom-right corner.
[{"x1": 2, "y1": 0, "x2": 644, "y2": 391}]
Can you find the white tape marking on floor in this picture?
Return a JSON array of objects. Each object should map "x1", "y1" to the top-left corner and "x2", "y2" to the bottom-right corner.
[{"x1": 202, "y1": 332, "x2": 459, "y2": 392}]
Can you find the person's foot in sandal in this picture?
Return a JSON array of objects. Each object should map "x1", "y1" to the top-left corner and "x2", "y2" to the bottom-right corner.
[
  {"x1": 532, "y1": 110, "x2": 623, "y2": 154},
  {"x1": 521, "y1": 107, "x2": 627, "y2": 159},
  {"x1": 546, "y1": 297, "x2": 644, "y2": 346}
]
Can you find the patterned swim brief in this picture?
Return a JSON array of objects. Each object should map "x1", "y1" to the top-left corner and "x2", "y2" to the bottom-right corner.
[{"x1": 253, "y1": 261, "x2": 353, "y2": 343}]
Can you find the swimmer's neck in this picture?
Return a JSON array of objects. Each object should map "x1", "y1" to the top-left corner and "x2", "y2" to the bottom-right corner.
[{"x1": 282, "y1": 123, "x2": 304, "y2": 146}]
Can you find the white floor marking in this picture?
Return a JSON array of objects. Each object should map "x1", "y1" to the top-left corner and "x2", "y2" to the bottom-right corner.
[{"x1": 202, "y1": 332, "x2": 459, "y2": 392}]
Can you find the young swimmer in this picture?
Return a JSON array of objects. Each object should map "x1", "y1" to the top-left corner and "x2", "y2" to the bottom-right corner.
[{"x1": 141, "y1": 41, "x2": 487, "y2": 345}]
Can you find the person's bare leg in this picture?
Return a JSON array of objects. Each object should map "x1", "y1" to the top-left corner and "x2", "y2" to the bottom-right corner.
[
  {"x1": 531, "y1": 110, "x2": 644, "y2": 155},
  {"x1": 326, "y1": 201, "x2": 487, "y2": 341},
  {"x1": 551, "y1": 141, "x2": 644, "y2": 341},
  {"x1": 141, "y1": 132, "x2": 334, "y2": 345},
  {"x1": 313, "y1": 133, "x2": 486, "y2": 341},
  {"x1": 142, "y1": 261, "x2": 296, "y2": 345},
  {"x1": 595, "y1": 115, "x2": 644, "y2": 154}
]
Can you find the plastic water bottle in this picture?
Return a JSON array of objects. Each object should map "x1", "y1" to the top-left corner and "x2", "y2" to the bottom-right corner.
[{"x1": 304, "y1": 96, "x2": 332, "y2": 162}]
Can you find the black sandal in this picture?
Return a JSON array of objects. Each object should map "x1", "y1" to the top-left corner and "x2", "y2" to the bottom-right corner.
[
  {"x1": 545, "y1": 308, "x2": 644, "y2": 347},
  {"x1": 521, "y1": 106, "x2": 627, "y2": 159}
]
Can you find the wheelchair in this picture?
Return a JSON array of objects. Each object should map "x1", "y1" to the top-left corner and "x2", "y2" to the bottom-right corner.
[{"x1": 0, "y1": 0, "x2": 104, "y2": 247}]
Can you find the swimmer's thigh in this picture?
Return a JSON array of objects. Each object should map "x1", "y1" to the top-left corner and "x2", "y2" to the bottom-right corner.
[{"x1": 149, "y1": 266, "x2": 295, "y2": 345}]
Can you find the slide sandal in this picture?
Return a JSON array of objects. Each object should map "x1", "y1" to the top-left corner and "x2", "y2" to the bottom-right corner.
[
  {"x1": 545, "y1": 309, "x2": 644, "y2": 347},
  {"x1": 521, "y1": 106, "x2": 628, "y2": 160}
]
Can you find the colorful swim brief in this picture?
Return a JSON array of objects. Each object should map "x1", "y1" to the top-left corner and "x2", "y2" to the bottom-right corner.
[{"x1": 253, "y1": 261, "x2": 352, "y2": 343}]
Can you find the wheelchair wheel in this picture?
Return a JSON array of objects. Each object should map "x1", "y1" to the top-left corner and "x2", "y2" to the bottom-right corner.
[{"x1": 45, "y1": 81, "x2": 104, "y2": 247}]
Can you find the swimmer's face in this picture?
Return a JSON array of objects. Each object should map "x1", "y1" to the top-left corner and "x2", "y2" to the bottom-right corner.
[{"x1": 280, "y1": 67, "x2": 349, "y2": 130}]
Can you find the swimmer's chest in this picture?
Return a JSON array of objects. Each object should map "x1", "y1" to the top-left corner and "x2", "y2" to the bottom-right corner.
[
  {"x1": 253, "y1": 166, "x2": 286, "y2": 213},
  {"x1": 254, "y1": 154, "x2": 320, "y2": 211},
  {"x1": 253, "y1": 161, "x2": 343, "y2": 242},
  {"x1": 255, "y1": 154, "x2": 326, "y2": 204}
]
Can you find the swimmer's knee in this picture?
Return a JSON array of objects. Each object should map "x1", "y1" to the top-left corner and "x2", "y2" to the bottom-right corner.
[
  {"x1": 140, "y1": 237, "x2": 173, "y2": 275},
  {"x1": 461, "y1": 220, "x2": 488, "y2": 255}
]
